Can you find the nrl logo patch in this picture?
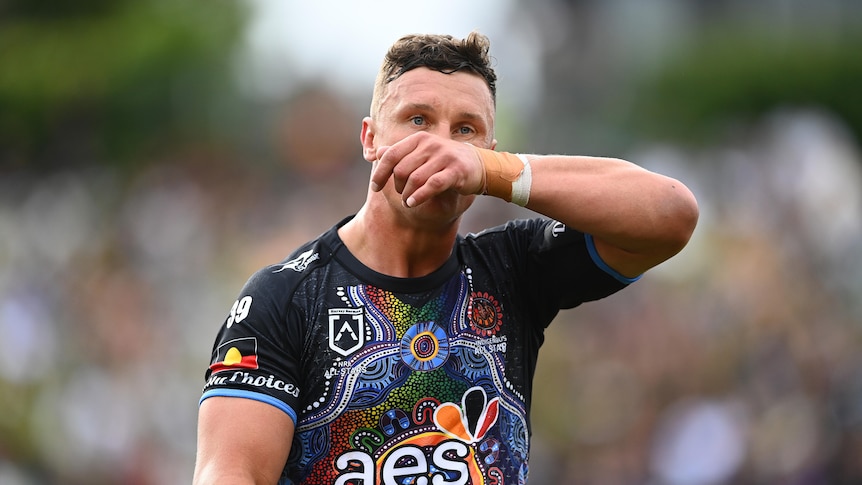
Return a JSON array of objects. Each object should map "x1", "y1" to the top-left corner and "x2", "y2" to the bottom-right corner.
[{"x1": 328, "y1": 308, "x2": 365, "y2": 356}]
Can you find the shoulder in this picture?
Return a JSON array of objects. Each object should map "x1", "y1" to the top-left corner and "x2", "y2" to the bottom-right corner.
[
  {"x1": 241, "y1": 230, "x2": 338, "y2": 303},
  {"x1": 461, "y1": 217, "x2": 579, "y2": 251},
  {"x1": 463, "y1": 218, "x2": 550, "y2": 242}
]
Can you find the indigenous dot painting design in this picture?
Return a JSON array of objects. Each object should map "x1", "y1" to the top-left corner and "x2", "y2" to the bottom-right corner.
[
  {"x1": 400, "y1": 321, "x2": 449, "y2": 371},
  {"x1": 291, "y1": 271, "x2": 531, "y2": 484}
]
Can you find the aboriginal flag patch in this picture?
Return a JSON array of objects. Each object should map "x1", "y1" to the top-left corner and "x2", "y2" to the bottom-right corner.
[{"x1": 209, "y1": 337, "x2": 259, "y2": 374}]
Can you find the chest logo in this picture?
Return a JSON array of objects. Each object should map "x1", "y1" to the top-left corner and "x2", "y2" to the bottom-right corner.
[
  {"x1": 468, "y1": 292, "x2": 503, "y2": 337},
  {"x1": 328, "y1": 308, "x2": 365, "y2": 356}
]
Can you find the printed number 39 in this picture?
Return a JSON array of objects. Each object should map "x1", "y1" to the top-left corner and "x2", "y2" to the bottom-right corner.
[{"x1": 226, "y1": 296, "x2": 253, "y2": 328}]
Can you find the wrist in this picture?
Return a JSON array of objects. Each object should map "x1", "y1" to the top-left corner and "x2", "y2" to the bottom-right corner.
[{"x1": 473, "y1": 147, "x2": 531, "y2": 206}]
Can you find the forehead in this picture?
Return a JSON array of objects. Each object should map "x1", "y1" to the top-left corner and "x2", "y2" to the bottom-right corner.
[{"x1": 379, "y1": 67, "x2": 495, "y2": 118}]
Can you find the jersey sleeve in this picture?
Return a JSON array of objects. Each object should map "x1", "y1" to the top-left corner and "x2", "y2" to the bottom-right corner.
[
  {"x1": 470, "y1": 218, "x2": 640, "y2": 329},
  {"x1": 526, "y1": 219, "x2": 639, "y2": 309},
  {"x1": 199, "y1": 266, "x2": 305, "y2": 425}
]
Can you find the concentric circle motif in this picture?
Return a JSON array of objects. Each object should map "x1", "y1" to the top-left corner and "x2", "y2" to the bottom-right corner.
[
  {"x1": 400, "y1": 321, "x2": 449, "y2": 371},
  {"x1": 468, "y1": 292, "x2": 503, "y2": 336}
]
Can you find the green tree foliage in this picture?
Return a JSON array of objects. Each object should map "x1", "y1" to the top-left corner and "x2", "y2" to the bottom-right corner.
[
  {"x1": 0, "y1": 0, "x2": 247, "y2": 169},
  {"x1": 633, "y1": 25, "x2": 862, "y2": 146}
]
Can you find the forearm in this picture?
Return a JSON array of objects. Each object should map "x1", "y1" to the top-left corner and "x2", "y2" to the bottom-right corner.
[
  {"x1": 475, "y1": 148, "x2": 698, "y2": 274},
  {"x1": 525, "y1": 154, "x2": 698, "y2": 252}
]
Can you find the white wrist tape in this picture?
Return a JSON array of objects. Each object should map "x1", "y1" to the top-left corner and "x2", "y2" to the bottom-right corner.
[{"x1": 510, "y1": 154, "x2": 531, "y2": 207}]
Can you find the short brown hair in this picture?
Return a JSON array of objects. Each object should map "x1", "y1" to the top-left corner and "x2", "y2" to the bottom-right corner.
[{"x1": 370, "y1": 31, "x2": 497, "y2": 116}]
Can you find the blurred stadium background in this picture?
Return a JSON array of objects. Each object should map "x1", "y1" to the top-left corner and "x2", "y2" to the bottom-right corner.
[{"x1": 1, "y1": 0, "x2": 861, "y2": 483}]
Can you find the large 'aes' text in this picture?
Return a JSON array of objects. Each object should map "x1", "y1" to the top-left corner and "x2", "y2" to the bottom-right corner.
[{"x1": 335, "y1": 440, "x2": 472, "y2": 485}]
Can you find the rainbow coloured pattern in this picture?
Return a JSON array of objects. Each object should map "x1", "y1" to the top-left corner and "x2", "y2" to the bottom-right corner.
[{"x1": 291, "y1": 271, "x2": 530, "y2": 484}]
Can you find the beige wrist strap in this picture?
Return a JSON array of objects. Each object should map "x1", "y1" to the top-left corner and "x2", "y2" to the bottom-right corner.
[{"x1": 473, "y1": 147, "x2": 531, "y2": 206}]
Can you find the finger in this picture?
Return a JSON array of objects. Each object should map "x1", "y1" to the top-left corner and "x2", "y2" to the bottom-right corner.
[
  {"x1": 394, "y1": 143, "x2": 447, "y2": 197},
  {"x1": 398, "y1": 155, "x2": 443, "y2": 205},
  {"x1": 369, "y1": 146, "x2": 391, "y2": 192},
  {"x1": 386, "y1": 139, "x2": 436, "y2": 195},
  {"x1": 405, "y1": 171, "x2": 453, "y2": 208},
  {"x1": 370, "y1": 134, "x2": 423, "y2": 192}
]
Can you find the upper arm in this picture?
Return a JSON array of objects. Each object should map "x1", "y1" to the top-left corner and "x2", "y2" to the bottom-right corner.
[
  {"x1": 193, "y1": 396, "x2": 295, "y2": 485},
  {"x1": 592, "y1": 235, "x2": 659, "y2": 279}
]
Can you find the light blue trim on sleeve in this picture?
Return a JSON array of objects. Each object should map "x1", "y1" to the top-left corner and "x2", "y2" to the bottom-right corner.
[
  {"x1": 584, "y1": 233, "x2": 642, "y2": 284},
  {"x1": 200, "y1": 388, "x2": 298, "y2": 425}
]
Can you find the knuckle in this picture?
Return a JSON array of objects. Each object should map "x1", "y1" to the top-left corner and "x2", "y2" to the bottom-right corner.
[
  {"x1": 379, "y1": 150, "x2": 395, "y2": 166},
  {"x1": 392, "y1": 164, "x2": 410, "y2": 179},
  {"x1": 425, "y1": 175, "x2": 447, "y2": 191}
]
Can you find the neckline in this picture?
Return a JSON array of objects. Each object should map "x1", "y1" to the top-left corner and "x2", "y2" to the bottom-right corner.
[{"x1": 324, "y1": 216, "x2": 461, "y2": 293}]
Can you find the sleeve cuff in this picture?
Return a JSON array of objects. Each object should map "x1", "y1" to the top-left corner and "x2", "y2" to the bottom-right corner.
[
  {"x1": 200, "y1": 388, "x2": 298, "y2": 425},
  {"x1": 585, "y1": 233, "x2": 642, "y2": 285}
]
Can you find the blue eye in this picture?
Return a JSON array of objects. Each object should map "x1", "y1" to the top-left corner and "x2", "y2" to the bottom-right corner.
[
  {"x1": 410, "y1": 116, "x2": 425, "y2": 125},
  {"x1": 458, "y1": 126, "x2": 474, "y2": 135}
]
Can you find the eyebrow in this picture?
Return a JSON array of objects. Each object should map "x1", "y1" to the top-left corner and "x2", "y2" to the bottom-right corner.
[{"x1": 403, "y1": 103, "x2": 485, "y2": 121}]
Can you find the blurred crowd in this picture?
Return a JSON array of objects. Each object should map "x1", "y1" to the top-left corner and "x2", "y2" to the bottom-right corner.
[
  {"x1": 0, "y1": 131, "x2": 369, "y2": 484},
  {"x1": 2, "y1": 101, "x2": 861, "y2": 484},
  {"x1": 527, "y1": 108, "x2": 862, "y2": 485},
  {"x1": 2, "y1": 1, "x2": 862, "y2": 484}
]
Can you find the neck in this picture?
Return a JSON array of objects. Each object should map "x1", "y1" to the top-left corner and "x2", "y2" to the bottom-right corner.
[{"x1": 338, "y1": 205, "x2": 460, "y2": 278}]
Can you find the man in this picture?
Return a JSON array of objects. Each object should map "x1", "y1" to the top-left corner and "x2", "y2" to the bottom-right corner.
[{"x1": 194, "y1": 31, "x2": 698, "y2": 484}]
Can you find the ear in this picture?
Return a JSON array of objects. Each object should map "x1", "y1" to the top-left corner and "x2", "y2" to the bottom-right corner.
[
  {"x1": 360, "y1": 117, "x2": 377, "y2": 162},
  {"x1": 490, "y1": 138, "x2": 498, "y2": 150}
]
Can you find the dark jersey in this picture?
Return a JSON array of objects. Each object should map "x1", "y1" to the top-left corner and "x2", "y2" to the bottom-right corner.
[{"x1": 200, "y1": 216, "x2": 637, "y2": 484}]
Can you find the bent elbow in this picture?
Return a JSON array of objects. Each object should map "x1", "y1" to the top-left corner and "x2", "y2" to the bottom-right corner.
[{"x1": 662, "y1": 183, "x2": 700, "y2": 257}]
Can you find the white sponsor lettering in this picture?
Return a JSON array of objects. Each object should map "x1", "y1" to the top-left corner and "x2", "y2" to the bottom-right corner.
[
  {"x1": 432, "y1": 442, "x2": 470, "y2": 485},
  {"x1": 205, "y1": 371, "x2": 300, "y2": 398},
  {"x1": 334, "y1": 451, "x2": 374, "y2": 485},
  {"x1": 382, "y1": 447, "x2": 427, "y2": 484},
  {"x1": 334, "y1": 441, "x2": 470, "y2": 485}
]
